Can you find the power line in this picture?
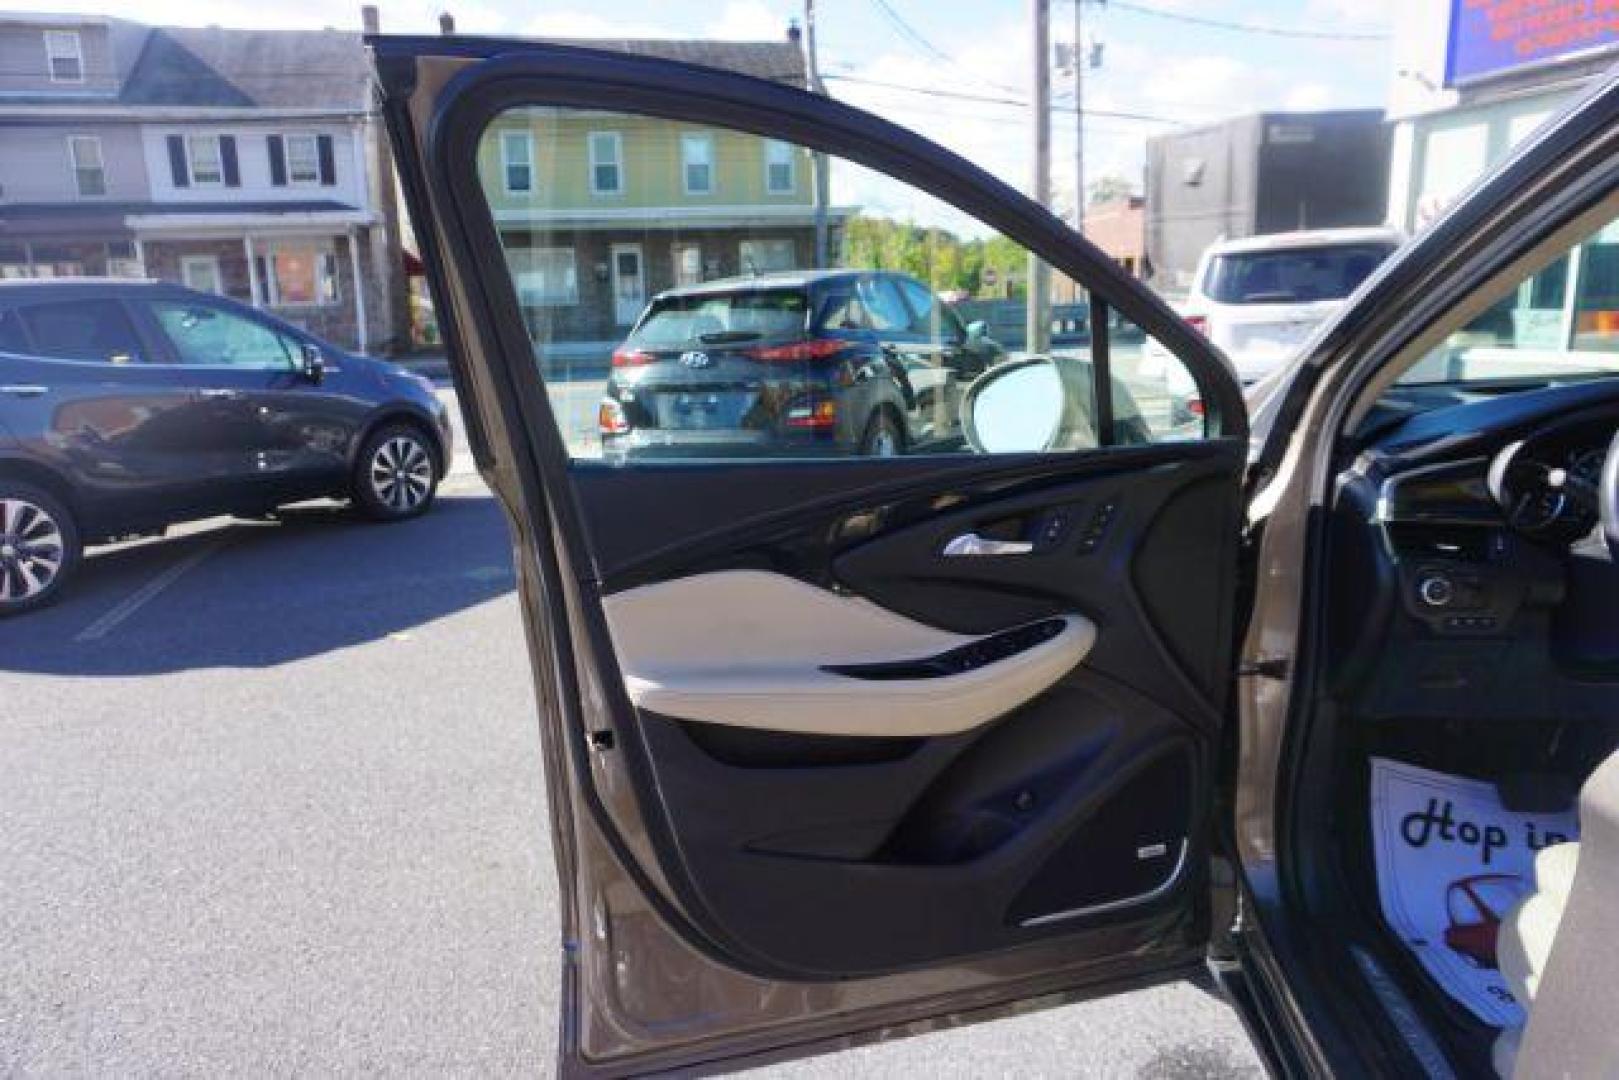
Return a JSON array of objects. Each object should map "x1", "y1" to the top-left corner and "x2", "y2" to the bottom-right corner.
[
  {"x1": 1094, "y1": 0, "x2": 1389, "y2": 42},
  {"x1": 865, "y1": 0, "x2": 1025, "y2": 96},
  {"x1": 822, "y1": 72, "x2": 1188, "y2": 124}
]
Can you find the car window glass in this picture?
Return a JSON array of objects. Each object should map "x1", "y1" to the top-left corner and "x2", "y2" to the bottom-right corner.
[
  {"x1": 858, "y1": 278, "x2": 912, "y2": 333},
  {"x1": 18, "y1": 298, "x2": 143, "y2": 364},
  {"x1": 149, "y1": 300, "x2": 297, "y2": 369},
  {"x1": 897, "y1": 277, "x2": 951, "y2": 340},
  {"x1": 1395, "y1": 212, "x2": 1619, "y2": 390},
  {"x1": 475, "y1": 105, "x2": 1223, "y2": 461},
  {"x1": 819, "y1": 290, "x2": 872, "y2": 332},
  {"x1": 1203, "y1": 243, "x2": 1394, "y2": 304},
  {"x1": 0, "y1": 307, "x2": 29, "y2": 353}
]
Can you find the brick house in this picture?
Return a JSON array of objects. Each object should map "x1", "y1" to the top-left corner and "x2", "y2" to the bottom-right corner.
[{"x1": 0, "y1": 12, "x2": 406, "y2": 353}]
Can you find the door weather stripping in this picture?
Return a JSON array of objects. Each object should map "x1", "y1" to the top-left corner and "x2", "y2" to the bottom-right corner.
[{"x1": 1018, "y1": 837, "x2": 1189, "y2": 927}]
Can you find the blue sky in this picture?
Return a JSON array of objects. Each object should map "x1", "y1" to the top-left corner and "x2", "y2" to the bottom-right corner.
[{"x1": 12, "y1": 0, "x2": 1398, "y2": 205}]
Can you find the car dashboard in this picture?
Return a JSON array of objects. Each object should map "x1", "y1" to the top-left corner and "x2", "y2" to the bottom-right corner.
[{"x1": 1328, "y1": 379, "x2": 1619, "y2": 724}]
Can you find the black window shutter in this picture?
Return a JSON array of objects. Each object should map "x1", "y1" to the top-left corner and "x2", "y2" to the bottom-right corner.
[
  {"x1": 221, "y1": 136, "x2": 240, "y2": 187},
  {"x1": 317, "y1": 135, "x2": 335, "y2": 185},
  {"x1": 166, "y1": 135, "x2": 188, "y2": 187},
  {"x1": 268, "y1": 135, "x2": 287, "y2": 186}
]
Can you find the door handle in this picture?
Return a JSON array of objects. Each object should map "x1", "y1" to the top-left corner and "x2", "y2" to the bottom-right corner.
[
  {"x1": 941, "y1": 532, "x2": 1035, "y2": 557},
  {"x1": 0, "y1": 384, "x2": 49, "y2": 397}
]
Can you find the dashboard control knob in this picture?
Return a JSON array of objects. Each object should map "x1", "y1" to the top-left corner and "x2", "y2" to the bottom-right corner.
[{"x1": 1417, "y1": 572, "x2": 1456, "y2": 608}]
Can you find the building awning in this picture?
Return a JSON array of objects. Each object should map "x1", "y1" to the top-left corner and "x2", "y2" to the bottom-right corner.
[{"x1": 0, "y1": 206, "x2": 133, "y2": 241}]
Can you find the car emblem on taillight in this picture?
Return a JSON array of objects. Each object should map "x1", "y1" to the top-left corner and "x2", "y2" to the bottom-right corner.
[{"x1": 679, "y1": 351, "x2": 712, "y2": 368}]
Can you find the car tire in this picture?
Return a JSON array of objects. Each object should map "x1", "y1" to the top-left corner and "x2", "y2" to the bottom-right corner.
[
  {"x1": 352, "y1": 423, "x2": 440, "y2": 522},
  {"x1": 0, "y1": 481, "x2": 81, "y2": 617},
  {"x1": 859, "y1": 409, "x2": 906, "y2": 458}
]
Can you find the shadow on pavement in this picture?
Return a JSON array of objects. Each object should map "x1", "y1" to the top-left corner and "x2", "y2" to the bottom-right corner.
[{"x1": 0, "y1": 493, "x2": 517, "y2": 676}]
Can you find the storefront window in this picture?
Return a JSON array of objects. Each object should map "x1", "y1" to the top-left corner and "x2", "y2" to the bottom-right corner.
[
  {"x1": 506, "y1": 246, "x2": 578, "y2": 306},
  {"x1": 1401, "y1": 213, "x2": 1619, "y2": 384}
]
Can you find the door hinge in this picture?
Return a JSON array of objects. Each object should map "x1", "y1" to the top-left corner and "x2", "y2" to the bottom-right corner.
[{"x1": 1237, "y1": 655, "x2": 1290, "y2": 680}]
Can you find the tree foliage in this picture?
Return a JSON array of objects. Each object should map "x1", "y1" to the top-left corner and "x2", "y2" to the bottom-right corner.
[{"x1": 841, "y1": 215, "x2": 1028, "y2": 298}]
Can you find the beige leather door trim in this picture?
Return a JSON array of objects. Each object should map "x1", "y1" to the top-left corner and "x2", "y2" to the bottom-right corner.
[{"x1": 602, "y1": 570, "x2": 1095, "y2": 737}]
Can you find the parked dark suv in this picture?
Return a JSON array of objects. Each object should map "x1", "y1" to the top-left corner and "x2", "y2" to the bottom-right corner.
[
  {"x1": 0, "y1": 279, "x2": 452, "y2": 614},
  {"x1": 599, "y1": 270, "x2": 1005, "y2": 458}
]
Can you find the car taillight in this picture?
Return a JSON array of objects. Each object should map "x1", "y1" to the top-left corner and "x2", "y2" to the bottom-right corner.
[
  {"x1": 1184, "y1": 315, "x2": 1209, "y2": 337},
  {"x1": 1186, "y1": 397, "x2": 1205, "y2": 417},
  {"x1": 611, "y1": 346, "x2": 655, "y2": 368},
  {"x1": 746, "y1": 338, "x2": 850, "y2": 363},
  {"x1": 598, "y1": 398, "x2": 630, "y2": 435},
  {"x1": 785, "y1": 396, "x2": 838, "y2": 430}
]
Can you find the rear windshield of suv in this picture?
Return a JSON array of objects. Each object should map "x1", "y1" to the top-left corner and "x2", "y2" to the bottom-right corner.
[
  {"x1": 629, "y1": 288, "x2": 809, "y2": 347},
  {"x1": 1203, "y1": 243, "x2": 1394, "y2": 305}
]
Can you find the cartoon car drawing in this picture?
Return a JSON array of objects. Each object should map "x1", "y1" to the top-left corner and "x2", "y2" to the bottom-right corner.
[{"x1": 1443, "y1": 873, "x2": 1526, "y2": 969}]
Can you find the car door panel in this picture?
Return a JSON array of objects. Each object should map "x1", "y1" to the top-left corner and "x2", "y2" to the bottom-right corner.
[
  {"x1": 576, "y1": 448, "x2": 1238, "y2": 980},
  {"x1": 375, "y1": 38, "x2": 1248, "y2": 1072}
]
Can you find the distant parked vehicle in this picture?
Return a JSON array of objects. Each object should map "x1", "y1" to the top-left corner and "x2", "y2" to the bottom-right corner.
[
  {"x1": 0, "y1": 280, "x2": 452, "y2": 615},
  {"x1": 1178, "y1": 227, "x2": 1404, "y2": 384},
  {"x1": 599, "y1": 270, "x2": 1006, "y2": 459}
]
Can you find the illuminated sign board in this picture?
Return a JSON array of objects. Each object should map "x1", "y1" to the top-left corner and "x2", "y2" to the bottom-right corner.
[{"x1": 1446, "y1": 0, "x2": 1619, "y2": 86}]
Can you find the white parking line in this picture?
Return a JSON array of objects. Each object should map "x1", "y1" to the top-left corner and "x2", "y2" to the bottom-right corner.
[{"x1": 74, "y1": 540, "x2": 227, "y2": 643}]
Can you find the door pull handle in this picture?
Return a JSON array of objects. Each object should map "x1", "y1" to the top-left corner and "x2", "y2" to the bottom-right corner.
[
  {"x1": 0, "y1": 384, "x2": 49, "y2": 397},
  {"x1": 941, "y1": 533, "x2": 1035, "y2": 557}
]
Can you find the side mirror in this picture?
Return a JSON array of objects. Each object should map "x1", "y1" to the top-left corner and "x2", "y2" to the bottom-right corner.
[
  {"x1": 965, "y1": 319, "x2": 988, "y2": 343},
  {"x1": 300, "y1": 343, "x2": 326, "y2": 384},
  {"x1": 961, "y1": 355, "x2": 1101, "y2": 453}
]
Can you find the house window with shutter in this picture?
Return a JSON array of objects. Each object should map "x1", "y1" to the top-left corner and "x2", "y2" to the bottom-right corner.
[
  {"x1": 44, "y1": 30, "x2": 83, "y2": 83},
  {"x1": 285, "y1": 134, "x2": 320, "y2": 185},
  {"x1": 187, "y1": 135, "x2": 223, "y2": 185}
]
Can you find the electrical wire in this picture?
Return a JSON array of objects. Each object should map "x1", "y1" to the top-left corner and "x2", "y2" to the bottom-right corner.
[
  {"x1": 823, "y1": 72, "x2": 1188, "y2": 124},
  {"x1": 1094, "y1": 0, "x2": 1389, "y2": 42}
]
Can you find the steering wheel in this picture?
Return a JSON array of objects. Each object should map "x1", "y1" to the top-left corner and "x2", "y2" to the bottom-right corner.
[{"x1": 1602, "y1": 427, "x2": 1619, "y2": 557}]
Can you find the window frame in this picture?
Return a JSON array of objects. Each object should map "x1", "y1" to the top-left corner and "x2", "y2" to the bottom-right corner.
[
  {"x1": 260, "y1": 241, "x2": 341, "y2": 308},
  {"x1": 764, "y1": 138, "x2": 796, "y2": 195},
  {"x1": 67, "y1": 134, "x2": 105, "y2": 198},
  {"x1": 186, "y1": 134, "x2": 224, "y2": 187},
  {"x1": 672, "y1": 242, "x2": 703, "y2": 287},
  {"x1": 283, "y1": 132, "x2": 322, "y2": 186},
  {"x1": 180, "y1": 254, "x2": 224, "y2": 295},
  {"x1": 681, "y1": 132, "x2": 715, "y2": 195},
  {"x1": 588, "y1": 130, "x2": 623, "y2": 195},
  {"x1": 500, "y1": 129, "x2": 534, "y2": 195},
  {"x1": 44, "y1": 29, "x2": 84, "y2": 84},
  {"x1": 507, "y1": 244, "x2": 579, "y2": 307}
]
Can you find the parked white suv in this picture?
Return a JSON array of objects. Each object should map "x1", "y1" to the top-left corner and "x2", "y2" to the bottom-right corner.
[{"x1": 1180, "y1": 226, "x2": 1404, "y2": 384}]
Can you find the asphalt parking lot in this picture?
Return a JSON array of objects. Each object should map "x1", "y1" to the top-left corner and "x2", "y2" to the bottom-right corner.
[{"x1": 0, "y1": 390, "x2": 1262, "y2": 1076}]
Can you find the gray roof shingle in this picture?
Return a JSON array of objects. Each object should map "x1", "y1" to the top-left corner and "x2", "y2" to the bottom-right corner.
[{"x1": 121, "y1": 27, "x2": 371, "y2": 110}]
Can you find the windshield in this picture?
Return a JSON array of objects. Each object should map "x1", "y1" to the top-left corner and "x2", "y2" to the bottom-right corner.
[
  {"x1": 1204, "y1": 243, "x2": 1394, "y2": 304},
  {"x1": 629, "y1": 289, "x2": 808, "y2": 347}
]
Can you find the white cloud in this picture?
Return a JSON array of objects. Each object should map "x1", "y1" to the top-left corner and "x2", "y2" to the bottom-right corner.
[
  {"x1": 524, "y1": 2, "x2": 792, "y2": 41},
  {"x1": 1284, "y1": 83, "x2": 1334, "y2": 111}
]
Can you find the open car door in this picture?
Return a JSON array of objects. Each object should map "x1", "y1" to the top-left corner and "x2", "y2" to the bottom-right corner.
[{"x1": 372, "y1": 36, "x2": 1251, "y2": 1075}]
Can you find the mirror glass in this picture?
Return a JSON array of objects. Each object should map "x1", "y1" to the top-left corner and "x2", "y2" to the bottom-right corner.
[{"x1": 966, "y1": 361, "x2": 1063, "y2": 453}]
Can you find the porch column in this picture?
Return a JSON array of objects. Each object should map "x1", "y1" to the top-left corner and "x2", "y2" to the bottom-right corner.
[
  {"x1": 244, "y1": 234, "x2": 261, "y2": 308},
  {"x1": 347, "y1": 228, "x2": 368, "y2": 354}
]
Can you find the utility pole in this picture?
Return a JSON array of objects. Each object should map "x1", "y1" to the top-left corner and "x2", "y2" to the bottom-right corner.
[
  {"x1": 1073, "y1": 0, "x2": 1084, "y2": 233},
  {"x1": 1026, "y1": 0, "x2": 1052, "y2": 354},
  {"x1": 804, "y1": 0, "x2": 831, "y2": 269}
]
